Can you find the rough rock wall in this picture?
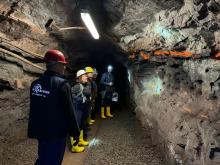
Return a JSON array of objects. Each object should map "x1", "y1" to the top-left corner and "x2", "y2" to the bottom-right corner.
[
  {"x1": 104, "y1": 0, "x2": 220, "y2": 164},
  {"x1": 0, "y1": 0, "x2": 77, "y2": 155},
  {"x1": 128, "y1": 58, "x2": 220, "y2": 165},
  {"x1": 0, "y1": 0, "x2": 78, "y2": 54},
  {"x1": 105, "y1": 0, "x2": 220, "y2": 54},
  {"x1": 0, "y1": 0, "x2": 80, "y2": 88}
]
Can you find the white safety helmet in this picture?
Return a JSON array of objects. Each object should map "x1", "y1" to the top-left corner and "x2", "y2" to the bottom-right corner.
[
  {"x1": 107, "y1": 65, "x2": 113, "y2": 73},
  {"x1": 76, "y1": 69, "x2": 87, "y2": 78}
]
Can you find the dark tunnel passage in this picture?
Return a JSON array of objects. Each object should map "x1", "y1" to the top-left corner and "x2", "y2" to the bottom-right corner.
[
  {"x1": 50, "y1": 0, "x2": 131, "y2": 107},
  {"x1": 64, "y1": 37, "x2": 130, "y2": 107}
]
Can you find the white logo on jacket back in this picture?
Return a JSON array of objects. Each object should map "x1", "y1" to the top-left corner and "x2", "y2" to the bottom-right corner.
[{"x1": 32, "y1": 84, "x2": 50, "y2": 98}]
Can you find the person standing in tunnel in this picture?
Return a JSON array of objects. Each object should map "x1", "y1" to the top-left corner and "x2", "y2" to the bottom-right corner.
[
  {"x1": 70, "y1": 69, "x2": 90, "y2": 152},
  {"x1": 28, "y1": 50, "x2": 80, "y2": 165},
  {"x1": 85, "y1": 66, "x2": 98, "y2": 125},
  {"x1": 100, "y1": 65, "x2": 114, "y2": 119},
  {"x1": 90, "y1": 68, "x2": 99, "y2": 122}
]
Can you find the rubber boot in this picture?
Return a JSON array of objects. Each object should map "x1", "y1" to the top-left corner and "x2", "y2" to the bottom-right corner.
[
  {"x1": 88, "y1": 117, "x2": 95, "y2": 125},
  {"x1": 106, "y1": 106, "x2": 113, "y2": 118},
  {"x1": 101, "y1": 107, "x2": 106, "y2": 119},
  {"x1": 71, "y1": 144, "x2": 85, "y2": 153},
  {"x1": 70, "y1": 137, "x2": 76, "y2": 146},
  {"x1": 78, "y1": 130, "x2": 89, "y2": 146},
  {"x1": 89, "y1": 119, "x2": 95, "y2": 125},
  {"x1": 90, "y1": 119, "x2": 95, "y2": 124}
]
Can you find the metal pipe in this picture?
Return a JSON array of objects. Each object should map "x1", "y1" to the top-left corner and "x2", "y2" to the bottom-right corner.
[{"x1": 59, "y1": 27, "x2": 86, "y2": 31}]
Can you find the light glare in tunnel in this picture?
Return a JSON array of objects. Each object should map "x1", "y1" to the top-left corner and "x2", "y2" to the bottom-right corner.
[
  {"x1": 81, "y1": 12, "x2": 100, "y2": 39},
  {"x1": 89, "y1": 138, "x2": 101, "y2": 148},
  {"x1": 127, "y1": 69, "x2": 132, "y2": 84},
  {"x1": 141, "y1": 77, "x2": 163, "y2": 95},
  {"x1": 155, "y1": 23, "x2": 172, "y2": 40}
]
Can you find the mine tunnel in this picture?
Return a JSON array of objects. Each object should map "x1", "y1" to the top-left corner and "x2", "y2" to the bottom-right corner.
[{"x1": 1, "y1": 0, "x2": 220, "y2": 165}]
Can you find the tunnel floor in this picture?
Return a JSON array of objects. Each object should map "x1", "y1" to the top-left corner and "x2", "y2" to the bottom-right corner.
[
  {"x1": 84, "y1": 108, "x2": 164, "y2": 165},
  {"x1": 0, "y1": 108, "x2": 165, "y2": 165},
  {"x1": 63, "y1": 107, "x2": 165, "y2": 165}
]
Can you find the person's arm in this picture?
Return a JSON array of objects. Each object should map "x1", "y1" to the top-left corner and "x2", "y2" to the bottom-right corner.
[
  {"x1": 93, "y1": 82, "x2": 98, "y2": 99},
  {"x1": 71, "y1": 84, "x2": 83, "y2": 101},
  {"x1": 111, "y1": 74, "x2": 114, "y2": 85},
  {"x1": 60, "y1": 82, "x2": 80, "y2": 139},
  {"x1": 80, "y1": 83, "x2": 91, "y2": 103},
  {"x1": 110, "y1": 74, "x2": 114, "y2": 90},
  {"x1": 72, "y1": 84, "x2": 81, "y2": 94},
  {"x1": 83, "y1": 83, "x2": 91, "y2": 97}
]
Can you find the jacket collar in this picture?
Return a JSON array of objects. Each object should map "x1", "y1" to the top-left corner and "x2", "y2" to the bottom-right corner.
[{"x1": 44, "y1": 71, "x2": 64, "y2": 78}]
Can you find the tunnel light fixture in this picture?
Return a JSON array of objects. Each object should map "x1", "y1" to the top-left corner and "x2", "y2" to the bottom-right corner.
[{"x1": 81, "y1": 12, "x2": 100, "y2": 40}]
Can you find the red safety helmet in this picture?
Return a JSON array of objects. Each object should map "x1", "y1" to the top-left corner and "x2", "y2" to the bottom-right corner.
[{"x1": 44, "y1": 50, "x2": 67, "y2": 64}]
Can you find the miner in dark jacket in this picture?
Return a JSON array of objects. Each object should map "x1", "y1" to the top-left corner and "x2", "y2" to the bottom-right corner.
[
  {"x1": 28, "y1": 50, "x2": 80, "y2": 165},
  {"x1": 100, "y1": 65, "x2": 115, "y2": 119},
  {"x1": 70, "y1": 69, "x2": 91, "y2": 152},
  {"x1": 85, "y1": 66, "x2": 97, "y2": 125}
]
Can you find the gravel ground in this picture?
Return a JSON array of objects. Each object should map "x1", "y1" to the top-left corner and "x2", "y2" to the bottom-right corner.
[
  {"x1": 0, "y1": 108, "x2": 165, "y2": 165},
  {"x1": 0, "y1": 139, "x2": 37, "y2": 165},
  {"x1": 84, "y1": 109, "x2": 165, "y2": 165}
]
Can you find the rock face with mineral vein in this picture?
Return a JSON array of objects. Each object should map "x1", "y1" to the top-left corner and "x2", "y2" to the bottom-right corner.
[
  {"x1": 104, "y1": 0, "x2": 220, "y2": 164},
  {"x1": 0, "y1": 0, "x2": 220, "y2": 164}
]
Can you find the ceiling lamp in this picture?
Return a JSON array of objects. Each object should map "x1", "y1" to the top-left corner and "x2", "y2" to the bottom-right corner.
[{"x1": 80, "y1": 12, "x2": 100, "y2": 40}]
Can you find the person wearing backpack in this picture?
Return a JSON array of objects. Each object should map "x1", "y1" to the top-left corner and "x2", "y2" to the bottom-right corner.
[{"x1": 70, "y1": 69, "x2": 91, "y2": 152}]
